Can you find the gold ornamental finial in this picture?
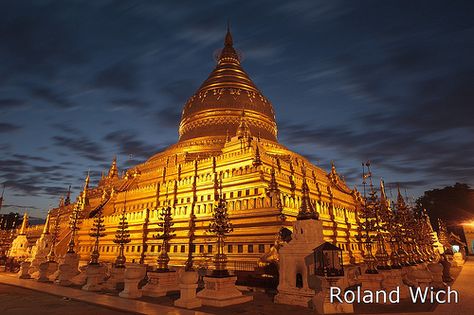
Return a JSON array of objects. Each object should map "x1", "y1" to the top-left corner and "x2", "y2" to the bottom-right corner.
[
  {"x1": 65, "y1": 185, "x2": 71, "y2": 205},
  {"x1": 236, "y1": 110, "x2": 251, "y2": 139},
  {"x1": 42, "y1": 210, "x2": 51, "y2": 235},
  {"x1": 297, "y1": 165, "x2": 318, "y2": 221},
  {"x1": 108, "y1": 156, "x2": 119, "y2": 178},
  {"x1": 19, "y1": 212, "x2": 28, "y2": 235},
  {"x1": 219, "y1": 23, "x2": 239, "y2": 64},
  {"x1": 85, "y1": 170, "x2": 90, "y2": 189},
  {"x1": 225, "y1": 20, "x2": 232, "y2": 46}
]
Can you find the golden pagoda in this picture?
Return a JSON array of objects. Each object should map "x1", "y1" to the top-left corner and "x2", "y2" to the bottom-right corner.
[{"x1": 33, "y1": 28, "x2": 363, "y2": 269}]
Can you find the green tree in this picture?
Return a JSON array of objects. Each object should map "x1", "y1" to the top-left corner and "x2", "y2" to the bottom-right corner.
[{"x1": 416, "y1": 183, "x2": 474, "y2": 241}]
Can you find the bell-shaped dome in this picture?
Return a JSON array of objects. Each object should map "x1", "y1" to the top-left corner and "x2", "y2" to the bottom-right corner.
[{"x1": 178, "y1": 28, "x2": 278, "y2": 143}]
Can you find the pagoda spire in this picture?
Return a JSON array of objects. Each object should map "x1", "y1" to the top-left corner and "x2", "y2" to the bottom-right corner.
[
  {"x1": 297, "y1": 165, "x2": 318, "y2": 220},
  {"x1": 65, "y1": 185, "x2": 71, "y2": 206},
  {"x1": 42, "y1": 210, "x2": 51, "y2": 235},
  {"x1": 218, "y1": 22, "x2": 239, "y2": 64},
  {"x1": 85, "y1": 171, "x2": 90, "y2": 187},
  {"x1": 236, "y1": 111, "x2": 251, "y2": 139},
  {"x1": 80, "y1": 172, "x2": 90, "y2": 207},
  {"x1": 108, "y1": 156, "x2": 119, "y2": 179},
  {"x1": 266, "y1": 165, "x2": 285, "y2": 221},
  {"x1": 225, "y1": 20, "x2": 232, "y2": 46},
  {"x1": 396, "y1": 184, "x2": 406, "y2": 208},
  {"x1": 252, "y1": 143, "x2": 262, "y2": 167},
  {"x1": 19, "y1": 212, "x2": 28, "y2": 235},
  {"x1": 0, "y1": 184, "x2": 4, "y2": 212},
  {"x1": 59, "y1": 196, "x2": 65, "y2": 207},
  {"x1": 380, "y1": 178, "x2": 389, "y2": 210}
]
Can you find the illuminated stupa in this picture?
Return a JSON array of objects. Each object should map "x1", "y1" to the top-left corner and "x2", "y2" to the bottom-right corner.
[
  {"x1": 178, "y1": 27, "x2": 277, "y2": 147},
  {"x1": 22, "y1": 28, "x2": 363, "y2": 268}
]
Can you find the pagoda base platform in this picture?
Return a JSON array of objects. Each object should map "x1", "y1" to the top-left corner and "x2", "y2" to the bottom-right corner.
[{"x1": 197, "y1": 275, "x2": 253, "y2": 307}]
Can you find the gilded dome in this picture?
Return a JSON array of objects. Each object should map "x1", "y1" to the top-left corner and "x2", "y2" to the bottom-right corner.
[{"x1": 179, "y1": 28, "x2": 278, "y2": 143}]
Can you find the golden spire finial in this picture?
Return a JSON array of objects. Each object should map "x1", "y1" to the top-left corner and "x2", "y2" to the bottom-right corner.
[
  {"x1": 108, "y1": 156, "x2": 119, "y2": 178},
  {"x1": 19, "y1": 212, "x2": 28, "y2": 235},
  {"x1": 65, "y1": 185, "x2": 71, "y2": 206},
  {"x1": 236, "y1": 110, "x2": 251, "y2": 139},
  {"x1": 218, "y1": 23, "x2": 239, "y2": 64},
  {"x1": 42, "y1": 210, "x2": 51, "y2": 235},
  {"x1": 225, "y1": 20, "x2": 233, "y2": 47},
  {"x1": 85, "y1": 170, "x2": 90, "y2": 187},
  {"x1": 380, "y1": 178, "x2": 387, "y2": 200}
]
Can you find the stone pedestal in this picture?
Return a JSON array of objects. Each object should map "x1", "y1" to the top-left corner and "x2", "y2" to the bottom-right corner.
[
  {"x1": 174, "y1": 271, "x2": 202, "y2": 309},
  {"x1": 359, "y1": 273, "x2": 384, "y2": 294},
  {"x1": 197, "y1": 275, "x2": 253, "y2": 307},
  {"x1": 380, "y1": 269, "x2": 409, "y2": 299},
  {"x1": 18, "y1": 262, "x2": 31, "y2": 279},
  {"x1": 29, "y1": 234, "x2": 52, "y2": 276},
  {"x1": 56, "y1": 252, "x2": 80, "y2": 286},
  {"x1": 427, "y1": 262, "x2": 446, "y2": 289},
  {"x1": 82, "y1": 264, "x2": 106, "y2": 292},
  {"x1": 142, "y1": 270, "x2": 178, "y2": 297},
  {"x1": 71, "y1": 265, "x2": 88, "y2": 286},
  {"x1": 119, "y1": 264, "x2": 146, "y2": 299},
  {"x1": 405, "y1": 264, "x2": 433, "y2": 289},
  {"x1": 37, "y1": 261, "x2": 58, "y2": 282},
  {"x1": 104, "y1": 266, "x2": 126, "y2": 291},
  {"x1": 452, "y1": 252, "x2": 465, "y2": 267},
  {"x1": 440, "y1": 258, "x2": 454, "y2": 282},
  {"x1": 312, "y1": 277, "x2": 353, "y2": 314}
]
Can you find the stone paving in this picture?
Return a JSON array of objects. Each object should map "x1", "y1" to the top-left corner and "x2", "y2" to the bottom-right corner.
[{"x1": 0, "y1": 283, "x2": 128, "y2": 315}]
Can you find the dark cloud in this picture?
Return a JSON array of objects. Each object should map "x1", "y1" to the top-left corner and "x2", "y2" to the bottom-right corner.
[
  {"x1": 2, "y1": 204, "x2": 40, "y2": 210},
  {"x1": 0, "y1": 123, "x2": 21, "y2": 133},
  {"x1": 103, "y1": 129, "x2": 159, "y2": 160},
  {"x1": 12, "y1": 154, "x2": 49, "y2": 163},
  {"x1": 30, "y1": 87, "x2": 74, "y2": 108},
  {"x1": 154, "y1": 106, "x2": 181, "y2": 128},
  {"x1": 160, "y1": 79, "x2": 197, "y2": 103},
  {"x1": 109, "y1": 97, "x2": 150, "y2": 110},
  {"x1": 0, "y1": 2, "x2": 86, "y2": 83},
  {"x1": 52, "y1": 135, "x2": 105, "y2": 161},
  {"x1": 154, "y1": 79, "x2": 197, "y2": 128},
  {"x1": 94, "y1": 61, "x2": 138, "y2": 91},
  {"x1": 0, "y1": 99, "x2": 27, "y2": 110},
  {"x1": 50, "y1": 123, "x2": 82, "y2": 135}
]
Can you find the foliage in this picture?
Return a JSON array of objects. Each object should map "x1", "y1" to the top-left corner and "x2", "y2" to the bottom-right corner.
[{"x1": 416, "y1": 183, "x2": 474, "y2": 228}]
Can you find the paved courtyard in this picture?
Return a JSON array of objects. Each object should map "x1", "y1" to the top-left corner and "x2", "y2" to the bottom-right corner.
[{"x1": 0, "y1": 283, "x2": 129, "y2": 315}]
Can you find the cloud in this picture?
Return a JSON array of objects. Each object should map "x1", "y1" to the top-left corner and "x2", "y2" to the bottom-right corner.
[
  {"x1": 154, "y1": 106, "x2": 182, "y2": 128},
  {"x1": 0, "y1": 98, "x2": 27, "y2": 110},
  {"x1": 30, "y1": 87, "x2": 75, "y2": 109},
  {"x1": 0, "y1": 123, "x2": 21, "y2": 133},
  {"x1": 50, "y1": 123, "x2": 81, "y2": 134},
  {"x1": 108, "y1": 97, "x2": 150, "y2": 111},
  {"x1": 12, "y1": 154, "x2": 49, "y2": 163},
  {"x1": 94, "y1": 61, "x2": 138, "y2": 91},
  {"x1": 52, "y1": 135, "x2": 106, "y2": 161},
  {"x1": 103, "y1": 129, "x2": 159, "y2": 160},
  {"x1": 0, "y1": 3, "x2": 86, "y2": 83}
]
